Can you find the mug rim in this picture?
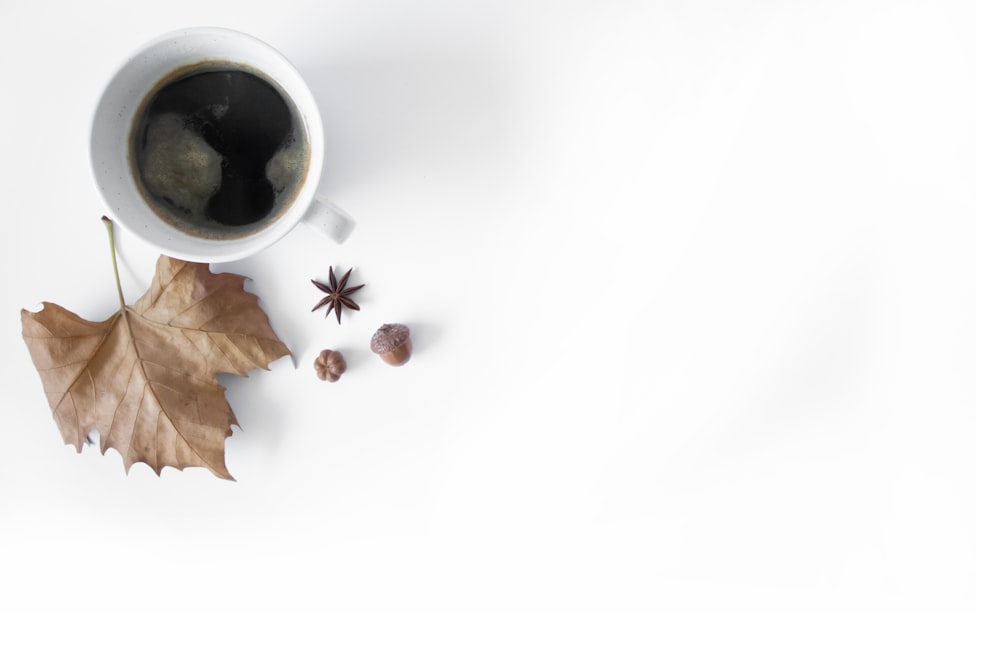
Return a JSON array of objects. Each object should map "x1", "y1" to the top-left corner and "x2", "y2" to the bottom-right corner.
[{"x1": 90, "y1": 26, "x2": 324, "y2": 263}]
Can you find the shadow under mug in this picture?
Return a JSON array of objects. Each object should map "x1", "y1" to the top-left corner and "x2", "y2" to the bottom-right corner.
[{"x1": 91, "y1": 26, "x2": 351, "y2": 263}]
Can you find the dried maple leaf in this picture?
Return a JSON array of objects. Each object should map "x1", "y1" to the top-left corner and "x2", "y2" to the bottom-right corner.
[{"x1": 20, "y1": 218, "x2": 290, "y2": 480}]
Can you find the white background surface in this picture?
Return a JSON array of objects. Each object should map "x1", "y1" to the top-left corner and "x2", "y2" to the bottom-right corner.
[{"x1": 0, "y1": 0, "x2": 993, "y2": 663}]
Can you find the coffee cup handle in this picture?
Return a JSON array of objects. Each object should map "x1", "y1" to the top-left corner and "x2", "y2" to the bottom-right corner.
[{"x1": 301, "y1": 195, "x2": 355, "y2": 244}]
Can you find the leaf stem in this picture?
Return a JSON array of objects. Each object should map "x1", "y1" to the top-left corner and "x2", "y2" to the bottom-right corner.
[{"x1": 102, "y1": 216, "x2": 127, "y2": 311}]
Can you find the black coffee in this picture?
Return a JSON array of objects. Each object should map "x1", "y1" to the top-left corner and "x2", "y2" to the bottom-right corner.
[{"x1": 131, "y1": 62, "x2": 308, "y2": 238}]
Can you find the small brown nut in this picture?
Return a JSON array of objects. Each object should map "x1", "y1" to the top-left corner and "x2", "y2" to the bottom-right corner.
[
  {"x1": 314, "y1": 349, "x2": 347, "y2": 382},
  {"x1": 370, "y1": 323, "x2": 412, "y2": 366}
]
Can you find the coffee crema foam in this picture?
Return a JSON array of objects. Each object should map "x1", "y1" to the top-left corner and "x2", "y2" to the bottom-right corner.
[{"x1": 130, "y1": 62, "x2": 309, "y2": 240}]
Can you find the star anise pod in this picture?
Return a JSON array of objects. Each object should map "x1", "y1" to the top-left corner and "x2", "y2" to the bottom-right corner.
[{"x1": 311, "y1": 266, "x2": 364, "y2": 324}]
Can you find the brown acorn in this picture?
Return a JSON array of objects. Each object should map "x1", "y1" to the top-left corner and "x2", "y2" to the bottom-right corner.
[{"x1": 370, "y1": 323, "x2": 412, "y2": 366}]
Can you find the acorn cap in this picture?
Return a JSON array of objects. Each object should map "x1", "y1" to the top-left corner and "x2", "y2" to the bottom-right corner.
[{"x1": 371, "y1": 323, "x2": 412, "y2": 366}]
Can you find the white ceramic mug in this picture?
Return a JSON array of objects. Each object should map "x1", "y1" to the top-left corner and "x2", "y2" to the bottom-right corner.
[{"x1": 91, "y1": 27, "x2": 350, "y2": 263}]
